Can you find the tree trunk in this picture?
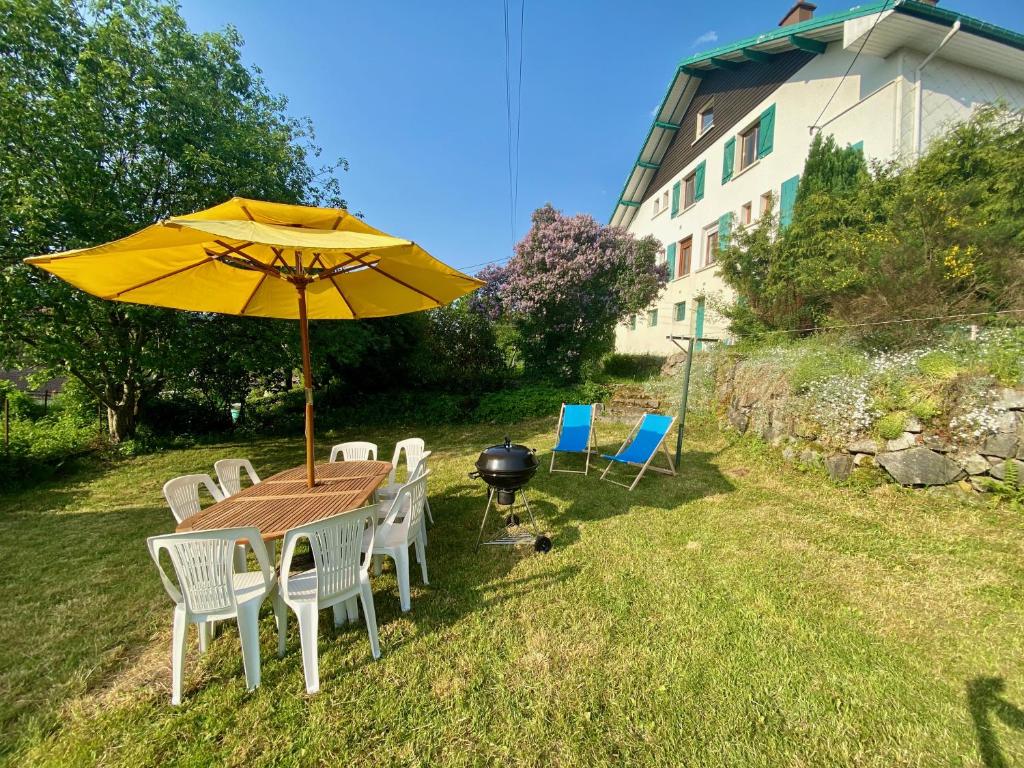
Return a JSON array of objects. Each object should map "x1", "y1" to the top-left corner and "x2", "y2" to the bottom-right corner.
[{"x1": 105, "y1": 383, "x2": 140, "y2": 443}]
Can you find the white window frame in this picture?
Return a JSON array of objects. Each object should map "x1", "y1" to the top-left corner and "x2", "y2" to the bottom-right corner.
[
  {"x1": 696, "y1": 99, "x2": 715, "y2": 139},
  {"x1": 739, "y1": 119, "x2": 761, "y2": 172},
  {"x1": 702, "y1": 222, "x2": 720, "y2": 269},
  {"x1": 652, "y1": 196, "x2": 661, "y2": 217},
  {"x1": 740, "y1": 201, "x2": 752, "y2": 226},
  {"x1": 759, "y1": 191, "x2": 772, "y2": 217},
  {"x1": 683, "y1": 171, "x2": 696, "y2": 209}
]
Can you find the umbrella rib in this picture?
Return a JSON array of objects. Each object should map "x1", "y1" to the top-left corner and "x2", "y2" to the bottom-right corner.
[
  {"x1": 328, "y1": 276, "x2": 358, "y2": 318},
  {"x1": 109, "y1": 256, "x2": 215, "y2": 298},
  {"x1": 239, "y1": 273, "x2": 268, "y2": 315},
  {"x1": 345, "y1": 252, "x2": 442, "y2": 305}
]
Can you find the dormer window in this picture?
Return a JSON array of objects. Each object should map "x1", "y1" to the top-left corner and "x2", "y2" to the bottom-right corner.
[{"x1": 697, "y1": 101, "x2": 715, "y2": 138}]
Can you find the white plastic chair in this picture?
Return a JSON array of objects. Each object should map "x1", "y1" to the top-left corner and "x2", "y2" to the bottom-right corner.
[
  {"x1": 377, "y1": 451, "x2": 431, "y2": 543},
  {"x1": 214, "y1": 458, "x2": 261, "y2": 497},
  {"x1": 162, "y1": 474, "x2": 225, "y2": 524},
  {"x1": 328, "y1": 441, "x2": 378, "y2": 462},
  {"x1": 147, "y1": 527, "x2": 283, "y2": 705},
  {"x1": 380, "y1": 438, "x2": 433, "y2": 525},
  {"x1": 367, "y1": 473, "x2": 430, "y2": 612},
  {"x1": 278, "y1": 506, "x2": 381, "y2": 694}
]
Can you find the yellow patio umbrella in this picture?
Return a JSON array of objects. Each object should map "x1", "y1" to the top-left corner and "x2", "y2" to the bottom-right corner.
[{"x1": 25, "y1": 197, "x2": 484, "y2": 486}]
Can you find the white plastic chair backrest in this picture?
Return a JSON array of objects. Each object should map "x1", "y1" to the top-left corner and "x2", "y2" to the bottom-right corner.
[
  {"x1": 279, "y1": 506, "x2": 376, "y2": 604},
  {"x1": 214, "y1": 458, "x2": 261, "y2": 497},
  {"x1": 329, "y1": 441, "x2": 378, "y2": 463},
  {"x1": 163, "y1": 474, "x2": 225, "y2": 524},
  {"x1": 388, "y1": 437, "x2": 426, "y2": 484},
  {"x1": 380, "y1": 472, "x2": 429, "y2": 542},
  {"x1": 147, "y1": 527, "x2": 273, "y2": 617}
]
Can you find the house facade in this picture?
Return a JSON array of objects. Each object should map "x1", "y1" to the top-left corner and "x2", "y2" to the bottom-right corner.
[{"x1": 611, "y1": 0, "x2": 1024, "y2": 355}]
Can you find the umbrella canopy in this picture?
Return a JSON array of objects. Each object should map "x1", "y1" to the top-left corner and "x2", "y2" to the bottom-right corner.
[{"x1": 26, "y1": 197, "x2": 484, "y2": 485}]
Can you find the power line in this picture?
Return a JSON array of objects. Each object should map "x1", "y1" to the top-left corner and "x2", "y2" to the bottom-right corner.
[{"x1": 809, "y1": 0, "x2": 891, "y2": 135}]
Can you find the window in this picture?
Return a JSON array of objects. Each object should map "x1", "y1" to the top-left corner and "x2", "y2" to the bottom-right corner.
[
  {"x1": 683, "y1": 172, "x2": 696, "y2": 209},
  {"x1": 740, "y1": 202, "x2": 752, "y2": 226},
  {"x1": 703, "y1": 224, "x2": 719, "y2": 267},
  {"x1": 656, "y1": 247, "x2": 665, "y2": 266},
  {"x1": 648, "y1": 309, "x2": 658, "y2": 327},
  {"x1": 674, "y1": 301, "x2": 686, "y2": 322},
  {"x1": 653, "y1": 197, "x2": 660, "y2": 216},
  {"x1": 661, "y1": 190, "x2": 669, "y2": 211},
  {"x1": 739, "y1": 121, "x2": 761, "y2": 171},
  {"x1": 677, "y1": 236, "x2": 693, "y2": 277},
  {"x1": 697, "y1": 100, "x2": 714, "y2": 137},
  {"x1": 629, "y1": 315, "x2": 636, "y2": 330},
  {"x1": 759, "y1": 191, "x2": 772, "y2": 217}
]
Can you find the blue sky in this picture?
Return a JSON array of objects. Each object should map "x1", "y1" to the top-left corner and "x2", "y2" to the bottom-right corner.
[{"x1": 178, "y1": 1, "x2": 1023, "y2": 275}]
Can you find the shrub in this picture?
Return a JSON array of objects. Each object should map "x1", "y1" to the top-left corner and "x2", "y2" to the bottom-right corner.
[
  {"x1": 473, "y1": 382, "x2": 610, "y2": 425},
  {"x1": 788, "y1": 338, "x2": 868, "y2": 393},
  {"x1": 602, "y1": 353, "x2": 665, "y2": 380},
  {"x1": 0, "y1": 409, "x2": 99, "y2": 490},
  {"x1": 875, "y1": 411, "x2": 907, "y2": 440},
  {"x1": 916, "y1": 351, "x2": 961, "y2": 380}
]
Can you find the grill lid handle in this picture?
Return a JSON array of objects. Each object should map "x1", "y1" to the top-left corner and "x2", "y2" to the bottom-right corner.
[{"x1": 504, "y1": 435, "x2": 511, "y2": 450}]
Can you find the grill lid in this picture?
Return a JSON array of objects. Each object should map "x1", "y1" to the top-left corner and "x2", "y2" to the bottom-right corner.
[{"x1": 475, "y1": 436, "x2": 538, "y2": 476}]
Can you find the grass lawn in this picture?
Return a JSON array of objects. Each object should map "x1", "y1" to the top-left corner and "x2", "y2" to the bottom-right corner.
[{"x1": 1, "y1": 414, "x2": 1023, "y2": 766}]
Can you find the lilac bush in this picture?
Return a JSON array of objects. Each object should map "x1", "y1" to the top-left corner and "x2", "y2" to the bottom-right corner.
[{"x1": 475, "y1": 204, "x2": 664, "y2": 381}]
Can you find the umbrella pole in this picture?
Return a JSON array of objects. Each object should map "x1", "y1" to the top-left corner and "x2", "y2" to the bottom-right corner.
[{"x1": 296, "y1": 281, "x2": 316, "y2": 488}]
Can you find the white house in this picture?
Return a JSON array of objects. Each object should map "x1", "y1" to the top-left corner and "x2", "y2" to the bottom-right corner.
[{"x1": 611, "y1": 0, "x2": 1024, "y2": 355}]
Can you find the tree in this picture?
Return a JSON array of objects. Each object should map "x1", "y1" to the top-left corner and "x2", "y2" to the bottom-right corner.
[
  {"x1": 478, "y1": 204, "x2": 664, "y2": 381},
  {"x1": 0, "y1": 0, "x2": 345, "y2": 440}
]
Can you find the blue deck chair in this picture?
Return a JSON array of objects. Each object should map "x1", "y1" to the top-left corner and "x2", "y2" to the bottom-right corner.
[
  {"x1": 549, "y1": 403, "x2": 599, "y2": 475},
  {"x1": 600, "y1": 412, "x2": 677, "y2": 491}
]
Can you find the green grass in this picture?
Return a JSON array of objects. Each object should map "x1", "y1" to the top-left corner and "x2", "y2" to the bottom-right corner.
[{"x1": 2, "y1": 416, "x2": 1023, "y2": 766}]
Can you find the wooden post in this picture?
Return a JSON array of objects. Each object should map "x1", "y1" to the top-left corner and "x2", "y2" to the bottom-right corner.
[
  {"x1": 296, "y1": 279, "x2": 316, "y2": 488},
  {"x1": 675, "y1": 336, "x2": 696, "y2": 467}
]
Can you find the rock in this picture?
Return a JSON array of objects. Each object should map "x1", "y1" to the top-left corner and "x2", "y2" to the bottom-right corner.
[
  {"x1": 876, "y1": 447, "x2": 965, "y2": 486},
  {"x1": 727, "y1": 406, "x2": 749, "y2": 434},
  {"x1": 905, "y1": 416, "x2": 924, "y2": 433},
  {"x1": 970, "y1": 476, "x2": 990, "y2": 493},
  {"x1": 764, "y1": 421, "x2": 787, "y2": 446},
  {"x1": 957, "y1": 479, "x2": 974, "y2": 494},
  {"x1": 847, "y1": 437, "x2": 879, "y2": 455},
  {"x1": 853, "y1": 453, "x2": 875, "y2": 467},
  {"x1": 981, "y1": 433, "x2": 1019, "y2": 459},
  {"x1": 825, "y1": 454, "x2": 854, "y2": 481},
  {"x1": 794, "y1": 422, "x2": 818, "y2": 440},
  {"x1": 994, "y1": 411, "x2": 1022, "y2": 434},
  {"x1": 989, "y1": 458, "x2": 1024, "y2": 482},
  {"x1": 799, "y1": 449, "x2": 821, "y2": 466},
  {"x1": 960, "y1": 453, "x2": 991, "y2": 476},
  {"x1": 886, "y1": 433, "x2": 917, "y2": 452},
  {"x1": 922, "y1": 436, "x2": 952, "y2": 453},
  {"x1": 994, "y1": 388, "x2": 1024, "y2": 410},
  {"x1": 660, "y1": 352, "x2": 688, "y2": 377}
]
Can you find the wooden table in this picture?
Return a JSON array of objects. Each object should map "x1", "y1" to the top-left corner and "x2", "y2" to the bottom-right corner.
[{"x1": 176, "y1": 460, "x2": 392, "y2": 540}]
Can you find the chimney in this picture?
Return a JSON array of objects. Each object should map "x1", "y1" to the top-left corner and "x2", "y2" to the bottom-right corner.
[{"x1": 779, "y1": 1, "x2": 816, "y2": 27}]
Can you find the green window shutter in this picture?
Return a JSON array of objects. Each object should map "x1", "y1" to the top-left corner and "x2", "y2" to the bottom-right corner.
[
  {"x1": 648, "y1": 309, "x2": 658, "y2": 327},
  {"x1": 779, "y1": 174, "x2": 800, "y2": 228},
  {"x1": 630, "y1": 315, "x2": 636, "y2": 330},
  {"x1": 718, "y1": 212, "x2": 734, "y2": 251},
  {"x1": 675, "y1": 301, "x2": 686, "y2": 322},
  {"x1": 757, "y1": 104, "x2": 775, "y2": 158},
  {"x1": 722, "y1": 138, "x2": 735, "y2": 183},
  {"x1": 851, "y1": 140, "x2": 864, "y2": 154},
  {"x1": 666, "y1": 242, "x2": 677, "y2": 280},
  {"x1": 694, "y1": 160, "x2": 706, "y2": 201},
  {"x1": 671, "y1": 182, "x2": 680, "y2": 216}
]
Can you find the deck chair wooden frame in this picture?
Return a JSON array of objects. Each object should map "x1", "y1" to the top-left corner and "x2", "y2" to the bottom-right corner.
[
  {"x1": 550, "y1": 402, "x2": 600, "y2": 475},
  {"x1": 600, "y1": 413, "x2": 677, "y2": 491}
]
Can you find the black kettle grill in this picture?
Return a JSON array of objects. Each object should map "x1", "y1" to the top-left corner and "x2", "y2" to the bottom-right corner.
[{"x1": 469, "y1": 437, "x2": 551, "y2": 552}]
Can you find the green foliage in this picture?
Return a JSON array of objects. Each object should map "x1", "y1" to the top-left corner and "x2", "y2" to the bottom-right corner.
[
  {"x1": 0, "y1": 406, "x2": 98, "y2": 489},
  {"x1": 875, "y1": 411, "x2": 907, "y2": 440},
  {"x1": 472, "y1": 382, "x2": 610, "y2": 425},
  {"x1": 980, "y1": 326, "x2": 1024, "y2": 385},
  {"x1": 718, "y1": 107, "x2": 1024, "y2": 339},
  {"x1": 601, "y1": 353, "x2": 665, "y2": 381},
  {"x1": 916, "y1": 351, "x2": 961, "y2": 380},
  {"x1": 984, "y1": 460, "x2": 1024, "y2": 511},
  {"x1": 786, "y1": 336, "x2": 868, "y2": 393},
  {"x1": 0, "y1": 0, "x2": 345, "y2": 442}
]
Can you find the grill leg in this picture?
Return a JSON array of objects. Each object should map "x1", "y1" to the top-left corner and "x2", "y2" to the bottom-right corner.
[
  {"x1": 475, "y1": 487, "x2": 496, "y2": 552},
  {"x1": 519, "y1": 489, "x2": 541, "y2": 536}
]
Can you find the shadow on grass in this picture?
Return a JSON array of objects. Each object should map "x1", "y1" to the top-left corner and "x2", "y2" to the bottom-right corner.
[{"x1": 967, "y1": 676, "x2": 1024, "y2": 768}]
